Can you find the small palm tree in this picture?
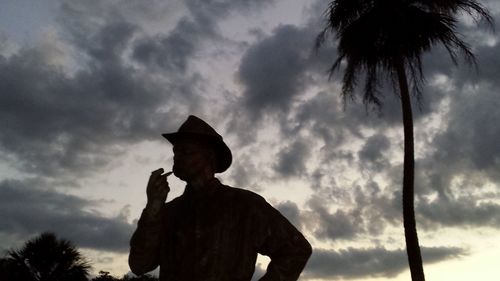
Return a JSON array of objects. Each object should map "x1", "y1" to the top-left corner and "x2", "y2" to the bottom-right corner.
[
  {"x1": 0, "y1": 232, "x2": 90, "y2": 281},
  {"x1": 316, "y1": 1, "x2": 492, "y2": 280}
]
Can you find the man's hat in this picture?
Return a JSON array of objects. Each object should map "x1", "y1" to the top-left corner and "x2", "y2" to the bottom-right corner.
[{"x1": 162, "y1": 115, "x2": 232, "y2": 173}]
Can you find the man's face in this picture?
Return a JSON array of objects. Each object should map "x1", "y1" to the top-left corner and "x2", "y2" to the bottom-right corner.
[{"x1": 172, "y1": 140, "x2": 214, "y2": 181}]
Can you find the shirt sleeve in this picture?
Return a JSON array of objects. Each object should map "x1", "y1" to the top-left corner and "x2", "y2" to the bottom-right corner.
[
  {"x1": 128, "y1": 204, "x2": 165, "y2": 275},
  {"x1": 254, "y1": 198, "x2": 312, "y2": 281}
]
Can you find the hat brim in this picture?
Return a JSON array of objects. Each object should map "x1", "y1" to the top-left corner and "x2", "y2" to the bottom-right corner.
[{"x1": 162, "y1": 132, "x2": 232, "y2": 173}]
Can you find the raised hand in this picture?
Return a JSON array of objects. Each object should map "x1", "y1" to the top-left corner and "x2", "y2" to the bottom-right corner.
[{"x1": 146, "y1": 168, "x2": 172, "y2": 208}]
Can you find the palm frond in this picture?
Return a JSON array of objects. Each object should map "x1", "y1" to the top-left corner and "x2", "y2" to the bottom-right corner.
[{"x1": 316, "y1": 0, "x2": 493, "y2": 108}]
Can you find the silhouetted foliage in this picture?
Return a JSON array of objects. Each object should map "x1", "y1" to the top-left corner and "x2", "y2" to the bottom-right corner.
[
  {"x1": 91, "y1": 270, "x2": 120, "y2": 281},
  {"x1": 317, "y1": 0, "x2": 493, "y2": 107},
  {"x1": 90, "y1": 271, "x2": 159, "y2": 281},
  {"x1": 0, "y1": 232, "x2": 90, "y2": 281},
  {"x1": 316, "y1": 1, "x2": 492, "y2": 281},
  {"x1": 121, "y1": 273, "x2": 159, "y2": 281},
  {"x1": 0, "y1": 257, "x2": 9, "y2": 281}
]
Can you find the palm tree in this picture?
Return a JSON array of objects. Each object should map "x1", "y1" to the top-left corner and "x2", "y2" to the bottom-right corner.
[
  {"x1": 316, "y1": 1, "x2": 492, "y2": 280},
  {"x1": 0, "y1": 232, "x2": 90, "y2": 281}
]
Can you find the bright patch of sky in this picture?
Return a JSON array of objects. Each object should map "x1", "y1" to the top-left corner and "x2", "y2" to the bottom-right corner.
[{"x1": 0, "y1": 0, "x2": 59, "y2": 44}]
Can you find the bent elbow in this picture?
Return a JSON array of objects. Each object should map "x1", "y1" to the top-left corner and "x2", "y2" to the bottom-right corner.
[
  {"x1": 302, "y1": 239, "x2": 313, "y2": 261},
  {"x1": 128, "y1": 254, "x2": 157, "y2": 276},
  {"x1": 128, "y1": 259, "x2": 145, "y2": 276}
]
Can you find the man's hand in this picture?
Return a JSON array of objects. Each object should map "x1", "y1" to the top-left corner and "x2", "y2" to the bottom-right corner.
[{"x1": 145, "y1": 168, "x2": 171, "y2": 214}]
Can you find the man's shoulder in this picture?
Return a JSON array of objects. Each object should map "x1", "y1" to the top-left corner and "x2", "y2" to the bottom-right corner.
[{"x1": 220, "y1": 184, "x2": 267, "y2": 204}]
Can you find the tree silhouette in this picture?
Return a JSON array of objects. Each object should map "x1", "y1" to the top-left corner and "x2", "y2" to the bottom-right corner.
[
  {"x1": 121, "y1": 273, "x2": 159, "y2": 281},
  {"x1": 0, "y1": 232, "x2": 90, "y2": 281},
  {"x1": 90, "y1": 270, "x2": 159, "y2": 281},
  {"x1": 316, "y1": 1, "x2": 492, "y2": 280},
  {"x1": 91, "y1": 270, "x2": 120, "y2": 281}
]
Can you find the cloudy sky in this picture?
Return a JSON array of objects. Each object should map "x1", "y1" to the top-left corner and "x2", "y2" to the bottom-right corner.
[{"x1": 1, "y1": 0, "x2": 500, "y2": 280}]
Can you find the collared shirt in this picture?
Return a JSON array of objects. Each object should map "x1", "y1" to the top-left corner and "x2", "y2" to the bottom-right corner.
[{"x1": 129, "y1": 178, "x2": 311, "y2": 281}]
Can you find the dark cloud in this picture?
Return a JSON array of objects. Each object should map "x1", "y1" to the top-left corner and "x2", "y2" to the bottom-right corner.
[
  {"x1": 0, "y1": 0, "x2": 281, "y2": 180},
  {"x1": 307, "y1": 195, "x2": 362, "y2": 240},
  {"x1": 225, "y1": 157, "x2": 259, "y2": 189},
  {"x1": 58, "y1": 0, "x2": 172, "y2": 25},
  {"x1": 132, "y1": 18, "x2": 200, "y2": 73},
  {"x1": 274, "y1": 139, "x2": 310, "y2": 177},
  {"x1": 223, "y1": 143, "x2": 278, "y2": 191},
  {"x1": 423, "y1": 81, "x2": 500, "y2": 188},
  {"x1": 184, "y1": 0, "x2": 276, "y2": 19},
  {"x1": 380, "y1": 87, "x2": 500, "y2": 230},
  {"x1": 275, "y1": 200, "x2": 302, "y2": 230},
  {"x1": 237, "y1": 24, "x2": 315, "y2": 115},
  {"x1": 0, "y1": 41, "x2": 176, "y2": 177},
  {"x1": 0, "y1": 179, "x2": 134, "y2": 253},
  {"x1": 358, "y1": 134, "x2": 391, "y2": 172},
  {"x1": 133, "y1": 0, "x2": 276, "y2": 73},
  {"x1": 304, "y1": 246, "x2": 464, "y2": 279},
  {"x1": 473, "y1": 45, "x2": 500, "y2": 88},
  {"x1": 1, "y1": 0, "x2": 241, "y2": 178},
  {"x1": 353, "y1": 182, "x2": 402, "y2": 234},
  {"x1": 288, "y1": 90, "x2": 408, "y2": 153},
  {"x1": 418, "y1": 193, "x2": 500, "y2": 229},
  {"x1": 230, "y1": 0, "x2": 446, "y2": 151},
  {"x1": 304, "y1": 181, "x2": 403, "y2": 242},
  {"x1": 292, "y1": 92, "x2": 349, "y2": 145}
]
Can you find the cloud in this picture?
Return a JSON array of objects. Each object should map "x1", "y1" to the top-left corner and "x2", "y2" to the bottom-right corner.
[
  {"x1": 275, "y1": 200, "x2": 302, "y2": 230},
  {"x1": 358, "y1": 134, "x2": 391, "y2": 172},
  {"x1": 0, "y1": 41, "x2": 177, "y2": 177},
  {"x1": 432, "y1": 86, "x2": 500, "y2": 177},
  {"x1": 412, "y1": 80, "x2": 500, "y2": 229},
  {"x1": 289, "y1": 89, "x2": 407, "y2": 152},
  {"x1": 307, "y1": 195, "x2": 363, "y2": 241},
  {"x1": 303, "y1": 180, "x2": 403, "y2": 242},
  {"x1": 0, "y1": 0, "x2": 282, "y2": 180},
  {"x1": 418, "y1": 194, "x2": 500, "y2": 229},
  {"x1": 132, "y1": 0, "x2": 276, "y2": 73},
  {"x1": 58, "y1": 0, "x2": 173, "y2": 26},
  {"x1": 304, "y1": 246, "x2": 464, "y2": 279},
  {"x1": 0, "y1": 1, "x2": 213, "y2": 178},
  {"x1": 237, "y1": 24, "x2": 315, "y2": 116},
  {"x1": 274, "y1": 138, "x2": 310, "y2": 177},
  {"x1": 0, "y1": 179, "x2": 134, "y2": 253},
  {"x1": 132, "y1": 18, "x2": 200, "y2": 73},
  {"x1": 184, "y1": 0, "x2": 276, "y2": 19}
]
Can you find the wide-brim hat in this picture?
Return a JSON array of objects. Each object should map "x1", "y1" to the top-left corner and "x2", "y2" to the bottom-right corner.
[{"x1": 162, "y1": 115, "x2": 232, "y2": 173}]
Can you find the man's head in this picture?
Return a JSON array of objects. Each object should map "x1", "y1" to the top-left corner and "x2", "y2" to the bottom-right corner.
[
  {"x1": 162, "y1": 115, "x2": 232, "y2": 181},
  {"x1": 172, "y1": 139, "x2": 217, "y2": 181}
]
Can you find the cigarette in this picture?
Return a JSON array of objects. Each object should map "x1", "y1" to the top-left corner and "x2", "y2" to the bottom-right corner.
[{"x1": 165, "y1": 171, "x2": 173, "y2": 177}]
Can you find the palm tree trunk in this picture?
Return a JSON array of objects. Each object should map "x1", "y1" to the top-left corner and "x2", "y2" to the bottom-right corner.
[{"x1": 395, "y1": 57, "x2": 425, "y2": 281}]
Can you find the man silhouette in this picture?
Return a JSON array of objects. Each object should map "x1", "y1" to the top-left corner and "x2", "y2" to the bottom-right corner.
[{"x1": 129, "y1": 115, "x2": 311, "y2": 281}]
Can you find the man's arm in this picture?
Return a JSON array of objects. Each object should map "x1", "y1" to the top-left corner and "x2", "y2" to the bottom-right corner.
[
  {"x1": 128, "y1": 204, "x2": 163, "y2": 275},
  {"x1": 129, "y1": 168, "x2": 171, "y2": 275},
  {"x1": 255, "y1": 199, "x2": 312, "y2": 281}
]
